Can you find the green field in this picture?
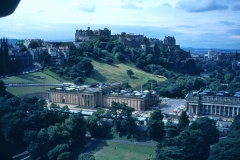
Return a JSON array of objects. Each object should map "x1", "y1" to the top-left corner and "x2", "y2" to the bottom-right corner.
[
  {"x1": 87, "y1": 61, "x2": 167, "y2": 88},
  {"x1": 6, "y1": 86, "x2": 57, "y2": 98},
  {"x1": 1, "y1": 72, "x2": 61, "y2": 84},
  {"x1": 93, "y1": 141, "x2": 156, "y2": 160}
]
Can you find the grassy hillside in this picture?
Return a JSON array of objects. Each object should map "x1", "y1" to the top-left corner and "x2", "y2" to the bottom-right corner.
[
  {"x1": 86, "y1": 60, "x2": 166, "y2": 88},
  {"x1": 2, "y1": 58, "x2": 166, "y2": 97}
]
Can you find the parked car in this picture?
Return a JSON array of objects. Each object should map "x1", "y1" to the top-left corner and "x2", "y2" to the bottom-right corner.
[
  {"x1": 219, "y1": 123, "x2": 223, "y2": 127},
  {"x1": 223, "y1": 124, "x2": 229, "y2": 128},
  {"x1": 223, "y1": 118, "x2": 227, "y2": 122},
  {"x1": 218, "y1": 118, "x2": 223, "y2": 121}
]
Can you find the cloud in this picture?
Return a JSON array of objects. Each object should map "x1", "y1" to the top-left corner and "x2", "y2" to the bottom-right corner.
[
  {"x1": 176, "y1": 0, "x2": 229, "y2": 12},
  {"x1": 121, "y1": 0, "x2": 142, "y2": 2},
  {"x1": 228, "y1": 28, "x2": 240, "y2": 35},
  {"x1": 79, "y1": 3, "x2": 96, "y2": 12},
  {"x1": 228, "y1": 36, "x2": 240, "y2": 40},
  {"x1": 231, "y1": 2, "x2": 240, "y2": 11},
  {"x1": 39, "y1": 10, "x2": 45, "y2": 13},
  {"x1": 162, "y1": 3, "x2": 172, "y2": 8},
  {"x1": 176, "y1": 25, "x2": 195, "y2": 28},
  {"x1": 121, "y1": 3, "x2": 142, "y2": 10},
  {"x1": 219, "y1": 21, "x2": 236, "y2": 26},
  {"x1": 16, "y1": 23, "x2": 25, "y2": 27}
]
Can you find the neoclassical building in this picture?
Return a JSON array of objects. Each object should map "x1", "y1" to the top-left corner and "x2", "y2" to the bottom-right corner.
[
  {"x1": 185, "y1": 90, "x2": 240, "y2": 117},
  {"x1": 47, "y1": 83, "x2": 159, "y2": 111}
]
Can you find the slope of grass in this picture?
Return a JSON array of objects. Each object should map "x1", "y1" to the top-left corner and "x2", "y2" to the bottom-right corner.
[
  {"x1": 93, "y1": 141, "x2": 156, "y2": 160},
  {"x1": 87, "y1": 60, "x2": 166, "y2": 88},
  {"x1": 42, "y1": 68, "x2": 71, "y2": 82}
]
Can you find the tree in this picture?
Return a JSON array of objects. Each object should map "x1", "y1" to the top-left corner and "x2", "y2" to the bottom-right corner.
[
  {"x1": 176, "y1": 129, "x2": 210, "y2": 160},
  {"x1": 57, "y1": 152, "x2": 74, "y2": 160},
  {"x1": 228, "y1": 113, "x2": 240, "y2": 138},
  {"x1": 28, "y1": 41, "x2": 40, "y2": 49},
  {"x1": 48, "y1": 144, "x2": 70, "y2": 160},
  {"x1": 0, "y1": 129, "x2": 12, "y2": 160},
  {"x1": 208, "y1": 114, "x2": 240, "y2": 160},
  {"x1": 63, "y1": 113, "x2": 87, "y2": 146},
  {"x1": 78, "y1": 153, "x2": 95, "y2": 160},
  {"x1": 177, "y1": 111, "x2": 189, "y2": 132},
  {"x1": 126, "y1": 69, "x2": 134, "y2": 78},
  {"x1": 208, "y1": 138, "x2": 240, "y2": 160},
  {"x1": 86, "y1": 115, "x2": 100, "y2": 137},
  {"x1": 110, "y1": 102, "x2": 136, "y2": 137},
  {"x1": 165, "y1": 121, "x2": 178, "y2": 138},
  {"x1": 106, "y1": 57, "x2": 113, "y2": 64},
  {"x1": 146, "y1": 110, "x2": 164, "y2": 141},
  {"x1": 189, "y1": 117, "x2": 219, "y2": 145},
  {"x1": 0, "y1": 80, "x2": 6, "y2": 96},
  {"x1": 39, "y1": 50, "x2": 51, "y2": 65},
  {"x1": 115, "y1": 52, "x2": 125, "y2": 61},
  {"x1": 74, "y1": 77, "x2": 84, "y2": 85}
]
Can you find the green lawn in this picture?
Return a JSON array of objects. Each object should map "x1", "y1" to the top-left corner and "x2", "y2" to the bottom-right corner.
[
  {"x1": 1, "y1": 72, "x2": 61, "y2": 84},
  {"x1": 88, "y1": 61, "x2": 167, "y2": 88},
  {"x1": 93, "y1": 141, "x2": 156, "y2": 160},
  {"x1": 6, "y1": 86, "x2": 56, "y2": 98},
  {"x1": 42, "y1": 68, "x2": 72, "y2": 82}
]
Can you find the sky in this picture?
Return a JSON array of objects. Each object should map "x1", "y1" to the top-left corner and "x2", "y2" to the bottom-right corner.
[{"x1": 0, "y1": 0, "x2": 240, "y2": 49}]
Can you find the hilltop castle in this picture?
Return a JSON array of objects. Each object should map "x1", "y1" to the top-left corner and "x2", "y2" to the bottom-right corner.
[
  {"x1": 75, "y1": 27, "x2": 111, "y2": 42},
  {"x1": 75, "y1": 27, "x2": 180, "y2": 51}
]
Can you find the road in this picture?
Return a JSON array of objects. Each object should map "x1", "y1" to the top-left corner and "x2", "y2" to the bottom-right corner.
[{"x1": 6, "y1": 83, "x2": 63, "y2": 87}]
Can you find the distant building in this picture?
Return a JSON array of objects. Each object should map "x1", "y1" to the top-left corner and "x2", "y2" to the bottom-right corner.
[
  {"x1": 75, "y1": 27, "x2": 111, "y2": 42},
  {"x1": 163, "y1": 36, "x2": 176, "y2": 46},
  {"x1": 208, "y1": 49, "x2": 216, "y2": 59},
  {"x1": 48, "y1": 83, "x2": 159, "y2": 111},
  {"x1": 0, "y1": 38, "x2": 9, "y2": 74},
  {"x1": 217, "y1": 52, "x2": 240, "y2": 61},
  {"x1": 47, "y1": 44, "x2": 70, "y2": 65},
  {"x1": 186, "y1": 90, "x2": 240, "y2": 117}
]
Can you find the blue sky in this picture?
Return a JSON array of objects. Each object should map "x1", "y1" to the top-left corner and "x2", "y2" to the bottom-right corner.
[{"x1": 0, "y1": 0, "x2": 240, "y2": 49}]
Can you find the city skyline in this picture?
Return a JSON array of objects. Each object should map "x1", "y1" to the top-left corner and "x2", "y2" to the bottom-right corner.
[{"x1": 0, "y1": 0, "x2": 240, "y2": 49}]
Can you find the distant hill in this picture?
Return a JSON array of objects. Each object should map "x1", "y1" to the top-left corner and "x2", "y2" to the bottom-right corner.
[{"x1": 182, "y1": 47, "x2": 240, "y2": 54}]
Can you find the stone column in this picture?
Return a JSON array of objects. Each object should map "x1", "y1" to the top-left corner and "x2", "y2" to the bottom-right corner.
[
  {"x1": 219, "y1": 106, "x2": 221, "y2": 116},
  {"x1": 224, "y1": 106, "x2": 226, "y2": 116},
  {"x1": 228, "y1": 107, "x2": 230, "y2": 116},
  {"x1": 210, "y1": 105, "x2": 213, "y2": 115},
  {"x1": 215, "y1": 106, "x2": 217, "y2": 115},
  {"x1": 237, "y1": 107, "x2": 239, "y2": 116},
  {"x1": 232, "y1": 107, "x2": 235, "y2": 117},
  {"x1": 189, "y1": 105, "x2": 192, "y2": 114},
  {"x1": 196, "y1": 105, "x2": 198, "y2": 115}
]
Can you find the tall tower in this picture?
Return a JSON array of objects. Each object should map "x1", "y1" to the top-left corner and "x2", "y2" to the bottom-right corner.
[{"x1": 0, "y1": 38, "x2": 9, "y2": 74}]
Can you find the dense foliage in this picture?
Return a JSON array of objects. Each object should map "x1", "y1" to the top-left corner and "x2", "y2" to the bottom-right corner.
[
  {"x1": 208, "y1": 114, "x2": 240, "y2": 160},
  {"x1": 155, "y1": 117, "x2": 219, "y2": 160}
]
